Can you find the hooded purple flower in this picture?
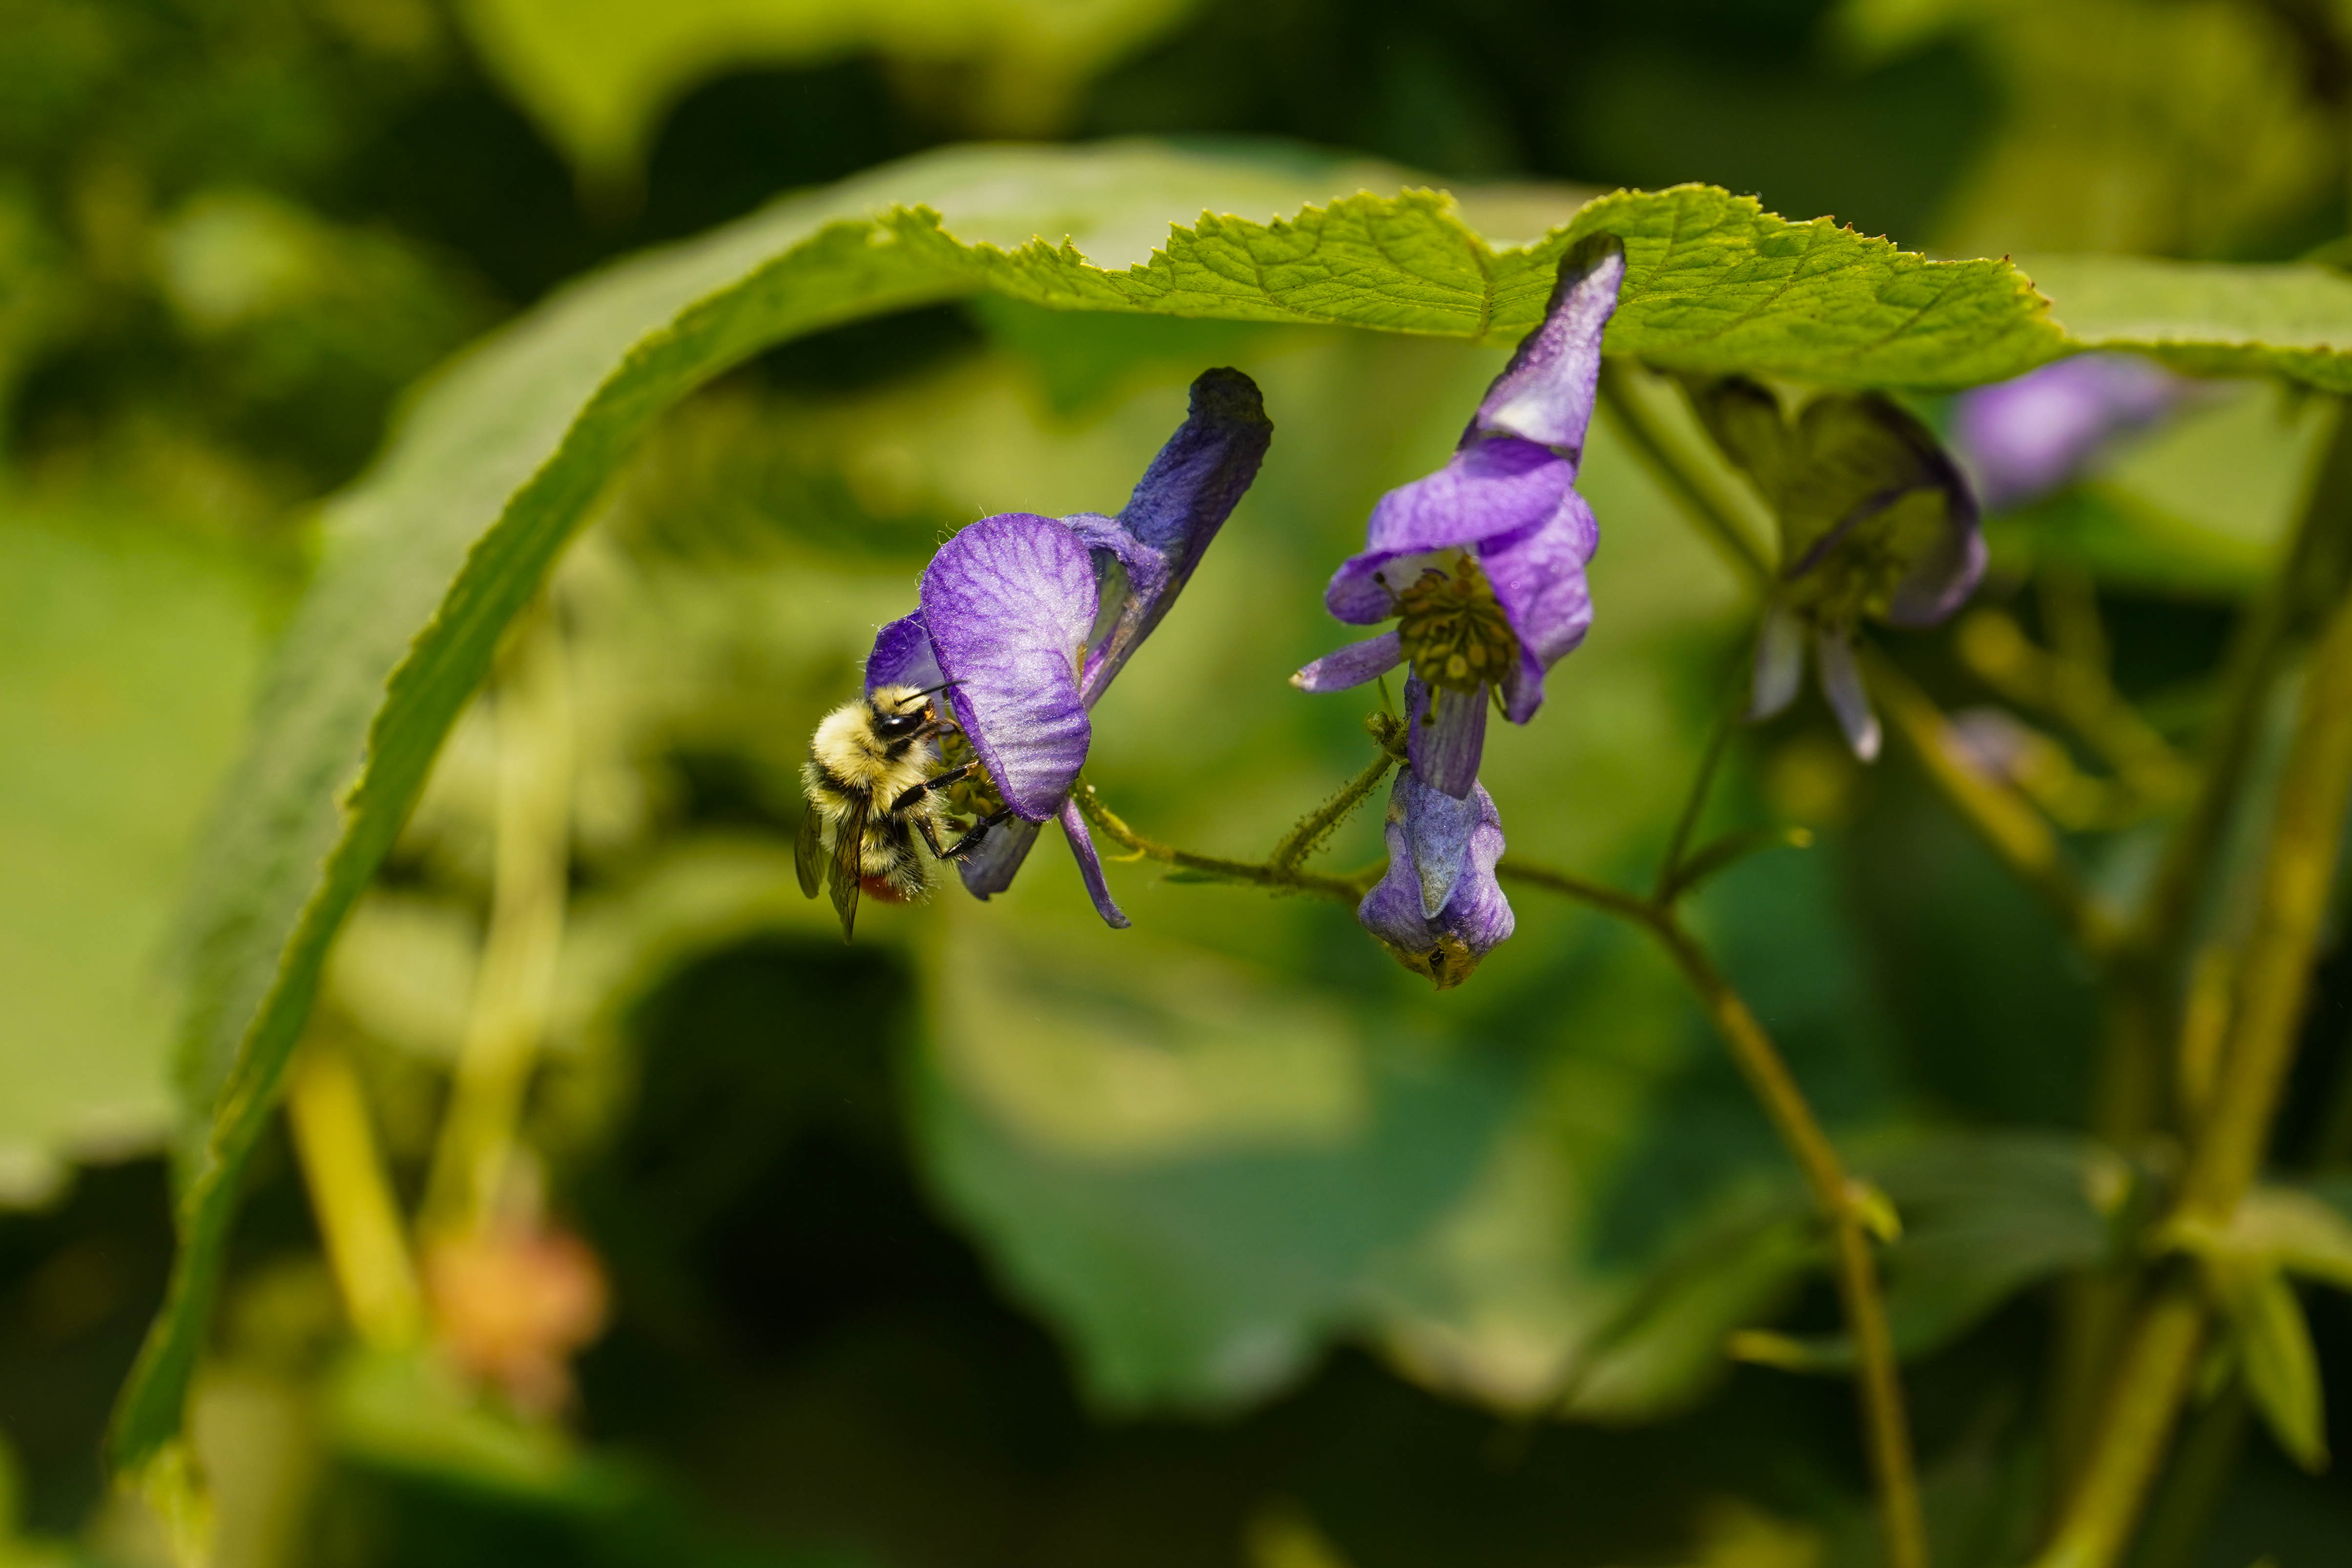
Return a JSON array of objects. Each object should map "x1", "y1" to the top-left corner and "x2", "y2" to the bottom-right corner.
[
  {"x1": 863, "y1": 367, "x2": 1272, "y2": 927},
  {"x1": 1951, "y1": 352, "x2": 2180, "y2": 512},
  {"x1": 1359, "y1": 695, "x2": 1514, "y2": 989},
  {"x1": 1690, "y1": 379, "x2": 1984, "y2": 763},
  {"x1": 1291, "y1": 236, "x2": 1627, "y2": 799}
]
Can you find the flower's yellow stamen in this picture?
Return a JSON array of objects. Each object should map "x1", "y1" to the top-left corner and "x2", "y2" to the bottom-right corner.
[{"x1": 1391, "y1": 554, "x2": 1520, "y2": 698}]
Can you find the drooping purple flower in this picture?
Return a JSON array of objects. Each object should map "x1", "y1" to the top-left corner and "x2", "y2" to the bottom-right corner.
[
  {"x1": 861, "y1": 367, "x2": 1272, "y2": 927},
  {"x1": 1359, "y1": 703, "x2": 1513, "y2": 990},
  {"x1": 1291, "y1": 236, "x2": 1627, "y2": 799},
  {"x1": 1690, "y1": 379, "x2": 1984, "y2": 763},
  {"x1": 1951, "y1": 352, "x2": 2180, "y2": 512}
]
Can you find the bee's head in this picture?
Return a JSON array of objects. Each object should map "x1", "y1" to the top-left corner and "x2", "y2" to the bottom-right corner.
[{"x1": 866, "y1": 679, "x2": 958, "y2": 743}]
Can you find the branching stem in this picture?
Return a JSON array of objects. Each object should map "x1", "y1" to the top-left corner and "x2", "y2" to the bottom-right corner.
[
  {"x1": 1075, "y1": 783, "x2": 1372, "y2": 904},
  {"x1": 1496, "y1": 859, "x2": 1929, "y2": 1568}
]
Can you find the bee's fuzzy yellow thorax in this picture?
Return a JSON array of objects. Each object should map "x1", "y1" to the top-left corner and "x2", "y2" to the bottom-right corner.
[{"x1": 809, "y1": 691, "x2": 933, "y2": 801}]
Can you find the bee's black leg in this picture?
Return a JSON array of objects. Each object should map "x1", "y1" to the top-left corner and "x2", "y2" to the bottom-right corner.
[
  {"x1": 925, "y1": 807, "x2": 1015, "y2": 861},
  {"x1": 887, "y1": 762, "x2": 974, "y2": 815}
]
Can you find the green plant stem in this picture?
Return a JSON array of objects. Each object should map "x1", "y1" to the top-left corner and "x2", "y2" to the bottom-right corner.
[
  {"x1": 1655, "y1": 701, "x2": 1739, "y2": 902},
  {"x1": 2033, "y1": 572, "x2": 2352, "y2": 1568},
  {"x1": 1099, "y1": 750, "x2": 1927, "y2": 1568},
  {"x1": 2127, "y1": 1384, "x2": 2249, "y2": 1568},
  {"x1": 2045, "y1": 401, "x2": 2352, "y2": 1500},
  {"x1": 1658, "y1": 825, "x2": 1815, "y2": 905},
  {"x1": 2132, "y1": 398, "x2": 2352, "y2": 982},
  {"x1": 1075, "y1": 783, "x2": 1370, "y2": 904},
  {"x1": 286, "y1": 1039, "x2": 422, "y2": 1348},
  {"x1": 1270, "y1": 717, "x2": 1405, "y2": 870},
  {"x1": 1496, "y1": 861, "x2": 1930, "y2": 1568},
  {"x1": 1596, "y1": 360, "x2": 1774, "y2": 586}
]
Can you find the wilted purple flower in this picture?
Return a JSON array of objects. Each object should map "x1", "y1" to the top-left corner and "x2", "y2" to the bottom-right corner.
[
  {"x1": 864, "y1": 367, "x2": 1272, "y2": 927},
  {"x1": 1692, "y1": 381, "x2": 1983, "y2": 763},
  {"x1": 1359, "y1": 699, "x2": 1513, "y2": 989},
  {"x1": 1951, "y1": 352, "x2": 2179, "y2": 512},
  {"x1": 1291, "y1": 236, "x2": 1627, "y2": 798}
]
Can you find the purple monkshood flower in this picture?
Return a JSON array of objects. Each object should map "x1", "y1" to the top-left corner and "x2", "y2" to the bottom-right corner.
[
  {"x1": 1291, "y1": 236, "x2": 1628, "y2": 799},
  {"x1": 1359, "y1": 684, "x2": 1513, "y2": 989},
  {"x1": 1951, "y1": 352, "x2": 2180, "y2": 512},
  {"x1": 863, "y1": 367, "x2": 1272, "y2": 928}
]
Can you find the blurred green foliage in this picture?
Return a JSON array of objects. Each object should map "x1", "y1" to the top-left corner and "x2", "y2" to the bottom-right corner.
[{"x1": 13, "y1": 0, "x2": 2352, "y2": 1566}]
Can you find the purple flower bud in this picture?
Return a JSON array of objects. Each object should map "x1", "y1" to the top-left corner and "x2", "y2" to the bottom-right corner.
[
  {"x1": 1293, "y1": 237, "x2": 1625, "y2": 799},
  {"x1": 1951, "y1": 352, "x2": 2179, "y2": 512},
  {"x1": 860, "y1": 369, "x2": 1272, "y2": 927}
]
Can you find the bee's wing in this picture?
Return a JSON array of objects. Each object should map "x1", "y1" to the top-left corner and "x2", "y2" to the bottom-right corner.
[
  {"x1": 828, "y1": 793, "x2": 869, "y2": 943},
  {"x1": 794, "y1": 801, "x2": 825, "y2": 899}
]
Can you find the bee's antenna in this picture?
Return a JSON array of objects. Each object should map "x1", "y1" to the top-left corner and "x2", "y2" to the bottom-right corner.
[{"x1": 904, "y1": 678, "x2": 963, "y2": 702}]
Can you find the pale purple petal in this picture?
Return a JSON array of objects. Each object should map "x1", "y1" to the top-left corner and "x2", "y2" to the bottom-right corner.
[
  {"x1": 864, "y1": 613, "x2": 945, "y2": 694},
  {"x1": 921, "y1": 513, "x2": 1098, "y2": 822},
  {"x1": 1952, "y1": 353, "x2": 2180, "y2": 511},
  {"x1": 1057, "y1": 799, "x2": 1130, "y2": 928},
  {"x1": 1327, "y1": 439, "x2": 1575, "y2": 623},
  {"x1": 1815, "y1": 625, "x2": 1881, "y2": 762},
  {"x1": 957, "y1": 816, "x2": 1043, "y2": 899},
  {"x1": 1292, "y1": 630, "x2": 1405, "y2": 694},
  {"x1": 1402, "y1": 768, "x2": 1479, "y2": 917},
  {"x1": 1748, "y1": 601, "x2": 1806, "y2": 721},
  {"x1": 1406, "y1": 675, "x2": 1487, "y2": 800},
  {"x1": 1359, "y1": 770, "x2": 1512, "y2": 990},
  {"x1": 1474, "y1": 237, "x2": 1625, "y2": 468},
  {"x1": 1072, "y1": 368, "x2": 1271, "y2": 701},
  {"x1": 1480, "y1": 491, "x2": 1599, "y2": 724}
]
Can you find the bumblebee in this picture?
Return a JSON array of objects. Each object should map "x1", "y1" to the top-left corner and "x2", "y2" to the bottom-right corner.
[{"x1": 796, "y1": 681, "x2": 1010, "y2": 940}]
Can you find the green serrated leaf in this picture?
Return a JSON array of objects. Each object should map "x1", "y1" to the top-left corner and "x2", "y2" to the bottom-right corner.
[
  {"x1": 2217, "y1": 1263, "x2": 2329, "y2": 1473},
  {"x1": 111, "y1": 138, "x2": 2352, "y2": 1469}
]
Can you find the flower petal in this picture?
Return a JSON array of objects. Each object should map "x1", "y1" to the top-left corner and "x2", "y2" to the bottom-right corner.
[
  {"x1": 1058, "y1": 798, "x2": 1130, "y2": 928},
  {"x1": 1480, "y1": 490, "x2": 1599, "y2": 724},
  {"x1": 1475, "y1": 236, "x2": 1625, "y2": 468},
  {"x1": 1326, "y1": 439, "x2": 1574, "y2": 623},
  {"x1": 1292, "y1": 630, "x2": 1405, "y2": 694},
  {"x1": 864, "y1": 612, "x2": 944, "y2": 694},
  {"x1": 1070, "y1": 368, "x2": 1271, "y2": 701},
  {"x1": 1406, "y1": 674, "x2": 1487, "y2": 800},
  {"x1": 1952, "y1": 352, "x2": 2179, "y2": 512},
  {"x1": 921, "y1": 512, "x2": 1098, "y2": 822},
  {"x1": 1815, "y1": 624, "x2": 1882, "y2": 762},
  {"x1": 1403, "y1": 768, "x2": 1479, "y2": 918},
  {"x1": 1358, "y1": 770, "x2": 1512, "y2": 990},
  {"x1": 1747, "y1": 601, "x2": 1806, "y2": 721},
  {"x1": 956, "y1": 815, "x2": 1043, "y2": 899}
]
